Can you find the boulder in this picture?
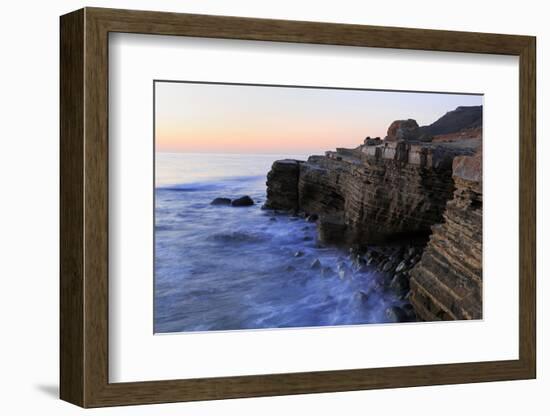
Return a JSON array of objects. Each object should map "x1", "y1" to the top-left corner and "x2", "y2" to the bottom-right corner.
[
  {"x1": 337, "y1": 269, "x2": 347, "y2": 280},
  {"x1": 384, "y1": 119, "x2": 420, "y2": 142},
  {"x1": 210, "y1": 197, "x2": 231, "y2": 206},
  {"x1": 390, "y1": 273, "x2": 410, "y2": 295},
  {"x1": 357, "y1": 290, "x2": 370, "y2": 303},
  {"x1": 231, "y1": 195, "x2": 254, "y2": 207},
  {"x1": 381, "y1": 260, "x2": 395, "y2": 273},
  {"x1": 395, "y1": 260, "x2": 408, "y2": 273},
  {"x1": 336, "y1": 262, "x2": 350, "y2": 280},
  {"x1": 310, "y1": 258, "x2": 322, "y2": 269}
]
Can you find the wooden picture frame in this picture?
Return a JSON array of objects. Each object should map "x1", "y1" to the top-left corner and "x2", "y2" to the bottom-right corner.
[{"x1": 60, "y1": 7, "x2": 536, "y2": 408}]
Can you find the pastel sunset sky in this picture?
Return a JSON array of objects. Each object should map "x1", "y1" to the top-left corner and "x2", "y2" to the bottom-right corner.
[{"x1": 155, "y1": 81, "x2": 482, "y2": 154}]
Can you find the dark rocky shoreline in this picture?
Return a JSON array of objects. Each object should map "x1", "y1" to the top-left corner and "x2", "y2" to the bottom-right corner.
[{"x1": 263, "y1": 106, "x2": 483, "y2": 322}]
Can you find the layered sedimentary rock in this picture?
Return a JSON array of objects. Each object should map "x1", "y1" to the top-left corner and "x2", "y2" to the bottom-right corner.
[
  {"x1": 263, "y1": 105, "x2": 483, "y2": 321},
  {"x1": 409, "y1": 150, "x2": 482, "y2": 320},
  {"x1": 264, "y1": 159, "x2": 302, "y2": 210},
  {"x1": 266, "y1": 139, "x2": 478, "y2": 245}
]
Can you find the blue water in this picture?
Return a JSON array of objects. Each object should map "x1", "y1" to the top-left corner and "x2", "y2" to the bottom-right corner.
[{"x1": 154, "y1": 153, "x2": 401, "y2": 333}]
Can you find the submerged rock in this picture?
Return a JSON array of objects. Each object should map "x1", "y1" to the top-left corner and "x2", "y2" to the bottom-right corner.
[
  {"x1": 381, "y1": 260, "x2": 395, "y2": 273},
  {"x1": 210, "y1": 197, "x2": 232, "y2": 206},
  {"x1": 294, "y1": 251, "x2": 305, "y2": 258},
  {"x1": 395, "y1": 260, "x2": 408, "y2": 273},
  {"x1": 321, "y1": 266, "x2": 334, "y2": 278},
  {"x1": 357, "y1": 290, "x2": 370, "y2": 303},
  {"x1": 390, "y1": 273, "x2": 410, "y2": 295},
  {"x1": 231, "y1": 195, "x2": 254, "y2": 207},
  {"x1": 354, "y1": 255, "x2": 367, "y2": 267},
  {"x1": 366, "y1": 251, "x2": 381, "y2": 266},
  {"x1": 355, "y1": 265, "x2": 369, "y2": 274},
  {"x1": 336, "y1": 263, "x2": 350, "y2": 280},
  {"x1": 310, "y1": 258, "x2": 322, "y2": 269}
]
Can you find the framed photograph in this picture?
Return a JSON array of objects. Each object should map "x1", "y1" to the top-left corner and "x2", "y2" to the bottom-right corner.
[{"x1": 60, "y1": 7, "x2": 536, "y2": 407}]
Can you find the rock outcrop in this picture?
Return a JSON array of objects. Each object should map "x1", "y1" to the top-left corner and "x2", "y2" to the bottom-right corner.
[
  {"x1": 264, "y1": 159, "x2": 302, "y2": 211},
  {"x1": 385, "y1": 119, "x2": 420, "y2": 141},
  {"x1": 231, "y1": 195, "x2": 255, "y2": 207},
  {"x1": 263, "y1": 105, "x2": 483, "y2": 322},
  {"x1": 276, "y1": 138, "x2": 479, "y2": 245},
  {"x1": 211, "y1": 197, "x2": 232, "y2": 206},
  {"x1": 409, "y1": 149, "x2": 482, "y2": 320}
]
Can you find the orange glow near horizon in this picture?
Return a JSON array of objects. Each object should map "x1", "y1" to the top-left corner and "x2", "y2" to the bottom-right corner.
[
  {"x1": 155, "y1": 82, "x2": 483, "y2": 154},
  {"x1": 155, "y1": 121, "x2": 386, "y2": 154}
]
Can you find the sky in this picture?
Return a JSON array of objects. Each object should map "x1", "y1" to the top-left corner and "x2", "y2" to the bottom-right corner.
[{"x1": 155, "y1": 81, "x2": 482, "y2": 154}]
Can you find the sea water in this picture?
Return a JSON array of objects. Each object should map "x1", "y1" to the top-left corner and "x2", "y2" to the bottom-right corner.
[{"x1": 154, "y1": 152, "x2": 403, "y2": 333}]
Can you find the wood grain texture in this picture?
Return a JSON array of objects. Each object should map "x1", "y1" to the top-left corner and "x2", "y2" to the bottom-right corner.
[
  {"x1": 518, "y1": 38, "x2": 537, "y2": 375},
  {"x1": 59, "y1": 8, "x2": 84, "y2": 407},
  {"x1": 59, "y1": 7, "x2": 537, "y2": 408}
]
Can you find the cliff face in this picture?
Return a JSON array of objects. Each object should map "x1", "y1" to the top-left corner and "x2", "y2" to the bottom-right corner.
[
  {"x1": 263, "y1": 105, "x2": 483, "y2": 322},
  {"x1": 264, "y1": 159, "x2": 302, "y2": 211},
  {"x1": 409, "y1": 150, "x2": 482, "y2": 320},
  {"x1": 266, "y1": 139, "x2": 478, "y2": 246}
]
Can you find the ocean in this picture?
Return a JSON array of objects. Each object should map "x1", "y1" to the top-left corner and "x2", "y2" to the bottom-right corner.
[{"x1": 154, "y1": 152, "x2": 403, "y2": 333}]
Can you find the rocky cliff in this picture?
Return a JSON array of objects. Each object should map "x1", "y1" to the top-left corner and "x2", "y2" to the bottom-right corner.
[
  {"x1": 266, "y1": 137, "x2": 479, "y2": 246},
  {"x1": 409, "y1": 149, "x2": 482, "y2": 320},
  {"x1": 263, "y1": 105, "x2": 483, "y2": 322}
]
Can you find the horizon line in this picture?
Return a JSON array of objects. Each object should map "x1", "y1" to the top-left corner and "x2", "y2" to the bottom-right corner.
[{"x1": 156, "y1": 150, "x2": 328, "y2": 156}]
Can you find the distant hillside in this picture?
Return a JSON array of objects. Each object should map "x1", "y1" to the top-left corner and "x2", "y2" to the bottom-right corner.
[{"x1": 419, "y1": 105, "x2": 482, "y2": 137}]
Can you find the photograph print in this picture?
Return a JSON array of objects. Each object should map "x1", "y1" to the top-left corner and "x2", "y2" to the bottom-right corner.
[{"x1": 154, "y1": 81, "x2": 483, "y2": 333}]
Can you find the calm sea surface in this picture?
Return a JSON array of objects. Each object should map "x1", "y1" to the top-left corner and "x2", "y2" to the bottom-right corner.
[{"x1": 155, "y1": 152, "x2": 403, "y2": 333}]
